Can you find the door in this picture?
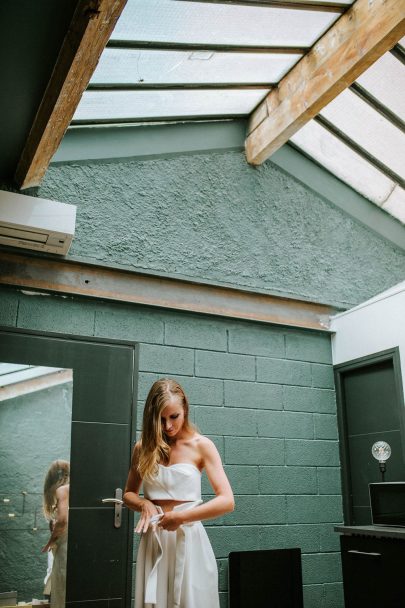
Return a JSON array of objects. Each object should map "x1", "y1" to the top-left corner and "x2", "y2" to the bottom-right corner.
[
  {"x1": 0, "y1": 327, "x2": 137, "y2": 608},
  {"x1": 335, "y1": 348, "x2": 405, "y2": 525}
]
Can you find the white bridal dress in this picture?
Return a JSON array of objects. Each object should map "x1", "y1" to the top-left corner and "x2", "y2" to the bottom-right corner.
[
  {"x1": 51, "y1": 531, "x2": 67, "y2": 608},
  {"x1": 135, "y1": 463, "x2": 220, "y2": 608}
]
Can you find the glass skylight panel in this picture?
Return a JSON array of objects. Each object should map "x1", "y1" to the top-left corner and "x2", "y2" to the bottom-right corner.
[
  {"x1": 91, "y1": 49, "x2": 302, "y2": 86},
  {"x1": 73, "y1": 89, "x2": 269, "y2": 122},
  {"x1": 320, "y1": 88, "x2": 405, "y2": 179},
  {"x1": 112, "y1": 0, "x2": 341, "y2": 48},
  {"x1": 290, "y1": 120, "x2": 396, "y2": 205},
  {"x1": 356, "y1": 53, "x2": 405, "y2": 122}
]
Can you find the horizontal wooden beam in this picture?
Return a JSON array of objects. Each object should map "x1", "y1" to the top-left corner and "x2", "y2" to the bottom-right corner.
[
  {"x1": 246, "y1": 0, "x2": 405, "y2": 164},
  {"x1": 14, "y1": 0, "x2": 127, "y2": 190},
  {"x1": 0, "y1": 252, "x2": 340, "y2": 330}
]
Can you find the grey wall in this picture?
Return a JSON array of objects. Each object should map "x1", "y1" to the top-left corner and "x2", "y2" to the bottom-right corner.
[
  {"x1": 39, "y1": 150, "x2": 405, "y2": 309},
  {"x1": 0, "y1": 381, "x2": 72, "y2": 601}
]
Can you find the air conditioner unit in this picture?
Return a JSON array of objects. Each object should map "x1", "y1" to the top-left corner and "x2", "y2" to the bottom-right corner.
[{"x1": 0, "y1": 190, "x2": 76, "y2": 255}]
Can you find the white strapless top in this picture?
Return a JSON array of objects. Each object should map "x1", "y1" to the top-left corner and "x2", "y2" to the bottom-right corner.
[{"x1": 143, "y1": 463, "x2": 202, "y2": 501}]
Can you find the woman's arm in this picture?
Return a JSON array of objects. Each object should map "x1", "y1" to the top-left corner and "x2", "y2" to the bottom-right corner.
[
  {"x1": 123, "y1": 442, "x2": 159, "y2": 533},
  {"x1": 159, "y1": 437, "x2": 234, "y2": 531},
  {"x1": 41, "y1": 484, "x2": 69, "y2": 552}
]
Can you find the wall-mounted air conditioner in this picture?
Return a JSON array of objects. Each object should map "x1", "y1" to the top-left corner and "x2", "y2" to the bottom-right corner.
[{"x1": 0, "y1": 190, "x2": 76, "y2": 255}]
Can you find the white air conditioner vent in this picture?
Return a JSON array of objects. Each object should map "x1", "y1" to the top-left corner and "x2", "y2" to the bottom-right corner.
[{"x1": 0, "y1": 190, "x2": 76, "y2": 255}]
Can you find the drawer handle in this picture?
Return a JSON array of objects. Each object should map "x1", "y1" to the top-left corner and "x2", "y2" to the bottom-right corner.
[{"x1": 347, "y1": 550, "x2": 381, "y2": 557}]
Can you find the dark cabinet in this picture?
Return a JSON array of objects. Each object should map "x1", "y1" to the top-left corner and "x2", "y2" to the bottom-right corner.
[{"x1": 337, "y1": 526, "x2": 405, "y2": 608}]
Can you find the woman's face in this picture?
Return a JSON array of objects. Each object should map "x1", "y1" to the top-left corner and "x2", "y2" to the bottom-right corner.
[{"x1": 160, "y1": 395, "x2": 185, "y2": 438}]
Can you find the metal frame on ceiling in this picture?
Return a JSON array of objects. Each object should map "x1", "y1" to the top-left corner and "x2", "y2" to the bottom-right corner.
[
  {"x1": 349, "y1": 82, "x2": 405, "y2": 135},
  {"x1": 314, "y1": 115, "x2": 405, "y2": 190},
  {"x1": 174, "y1": 0, "x2": 350, "y2": 11},
  {"x1": 106, "y1": 40, "x2": 307, "y2": 53},
  {"x1": 391, "y1": 43, "x2": 405, "y2": 64},
  {"x1": 86, "y1": 83, "x2": 275, "y2": 91}
]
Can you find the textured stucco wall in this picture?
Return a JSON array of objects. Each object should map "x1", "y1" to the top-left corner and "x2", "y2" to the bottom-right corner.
[
  {"x1": 0, "y1": 381, "x2": 72, "y2": 601},
  {"x1": 39, "y1": 150, "x2": 405, "y2": 308}
]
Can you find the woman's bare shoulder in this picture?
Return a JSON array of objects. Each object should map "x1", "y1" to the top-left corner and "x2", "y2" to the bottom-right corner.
[
  {"x1": 192, "y1": 434, "x2": 218, "y2": 455},
  {"x1": 55, "y1": 484, "x2": 69, "y2": 499}
]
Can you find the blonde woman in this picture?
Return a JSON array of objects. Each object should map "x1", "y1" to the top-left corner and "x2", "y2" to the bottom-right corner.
[
  {"x1": 42, "y1": 460, "x2": 70, "y2": 608},
  {"x1": 124, "y1": 378, "x2": 234, "y2": 608}
]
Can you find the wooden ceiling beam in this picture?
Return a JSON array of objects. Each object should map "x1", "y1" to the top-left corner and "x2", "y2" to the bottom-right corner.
[
  {"x1": 245, "y1": 0, "x2": 405, "y2": 165},
  {"x1": 14, "y1": 0, "x2": 127, "y2": 190}
]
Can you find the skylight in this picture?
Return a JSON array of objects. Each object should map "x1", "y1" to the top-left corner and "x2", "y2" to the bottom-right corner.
[
  {"x1": 73, "y1": 0, "x2": 346, "y2": 125},
  {"x1": 71, "y1": 0, "x2": 404, "y2": 224}
]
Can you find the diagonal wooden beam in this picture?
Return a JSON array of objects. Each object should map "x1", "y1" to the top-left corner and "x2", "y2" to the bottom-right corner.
[
  {"x1": 14, "y1": 0, "x2": 127, "y2": 190},
  {"x1": 245, "y1": 0, "x2": 405, "y2": 165}
]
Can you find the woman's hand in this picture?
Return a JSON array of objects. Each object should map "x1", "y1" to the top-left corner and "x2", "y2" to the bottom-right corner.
[
  {"x1": 158, "y1": 511, "x2": 183, "y2": 532},
  {"x1": 41, "y1": 540, "x2": 55, "y2": 553},
  {"x1": 135, "y1": 499, "x2": 159, "y2": 534}
]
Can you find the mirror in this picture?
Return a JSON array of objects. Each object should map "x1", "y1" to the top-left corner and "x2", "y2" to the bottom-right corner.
[{"x1": 0, "y1": 363, "x2": 72, "y2": 607}]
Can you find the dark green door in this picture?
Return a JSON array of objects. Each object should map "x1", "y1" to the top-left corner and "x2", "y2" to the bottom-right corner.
[
  {"x1": 335, "y1": 348, "x2": 405, "y2": 525},
  {"x1": 0, "y1": 328, "x2": 137, "y2": 608}
]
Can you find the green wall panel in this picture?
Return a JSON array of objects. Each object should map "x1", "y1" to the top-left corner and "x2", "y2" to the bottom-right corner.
[{"x1": 0, "y1": 288, "x2": 343, "y2": 607}]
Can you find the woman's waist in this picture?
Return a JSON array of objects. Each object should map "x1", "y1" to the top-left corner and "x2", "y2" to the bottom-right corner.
[{"x1": 152, "y1": 499, "x2": 198, "y2": 512}]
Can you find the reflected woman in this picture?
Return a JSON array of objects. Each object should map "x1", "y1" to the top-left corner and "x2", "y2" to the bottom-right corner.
[
  {"x1": 124, "y1": 378, "x2": 234, "y2": 608},
  {"x1": 42, "y1": 460, "x2": 70, "y2": 608}
]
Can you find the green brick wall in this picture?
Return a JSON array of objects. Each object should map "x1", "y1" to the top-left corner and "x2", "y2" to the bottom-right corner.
[{"x1": 0, "y1": 287, "x2": 343, "y2": 607}]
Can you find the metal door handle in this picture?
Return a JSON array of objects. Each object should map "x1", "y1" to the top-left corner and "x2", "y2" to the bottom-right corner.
[
  {"x1": 347, "y1": 550, "x2": 381, "y2": 557},
  {"x1": 101, "y1": 488, "x2": 123, "y2": 528},
  {"x1": 102, "y1": 498, "x2": 124, "y2": 504}
]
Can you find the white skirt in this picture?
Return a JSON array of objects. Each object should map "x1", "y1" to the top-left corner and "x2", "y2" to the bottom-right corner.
[
  {"x1": 51, "y1": 533, "x2": 67, "y2": 608},
  {"x1": 135, "y1": 502, "x2": 220, "y2": 608}
]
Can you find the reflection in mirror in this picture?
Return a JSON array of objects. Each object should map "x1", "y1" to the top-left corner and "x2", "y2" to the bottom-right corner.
[{"x1": 0, "y1": 363, "x2": 72, "y2": 607}]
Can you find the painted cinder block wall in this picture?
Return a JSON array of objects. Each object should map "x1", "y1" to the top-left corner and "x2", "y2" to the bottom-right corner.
[{"x1": 1, "y1": 289, "x2": 342, "y2": 607}]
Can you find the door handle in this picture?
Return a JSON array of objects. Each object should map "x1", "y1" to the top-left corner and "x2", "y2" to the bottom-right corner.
[
  {"x1": 347, "y1": 550, "x2": 381, "y2": 557},
  {"x1": 102, "y1": 488, "x2": 123, "y2": 528}
]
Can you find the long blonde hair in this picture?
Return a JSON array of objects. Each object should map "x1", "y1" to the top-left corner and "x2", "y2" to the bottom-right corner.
[
  {"x1": 43, "y1": 459, "x2": 70, "y2": 520},
  {"x1": 138, "y1": 378, "x2": 194, "y2": 479}
]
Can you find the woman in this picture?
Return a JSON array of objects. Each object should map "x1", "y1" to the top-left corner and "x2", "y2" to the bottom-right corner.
[
  {"x1": 124, "y1": 378, "x2": 234, "y2": 608},
  {"x1": 42, "y1": 459, "x2": 70, "y2": 608}
]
